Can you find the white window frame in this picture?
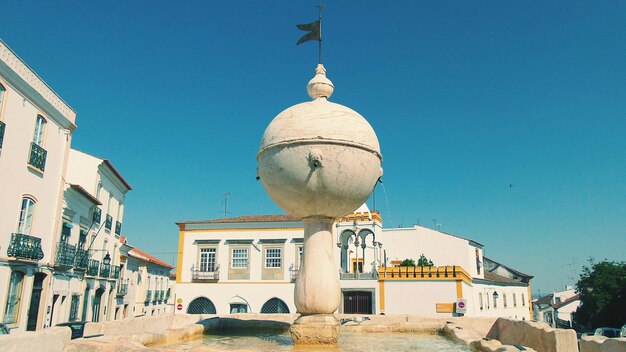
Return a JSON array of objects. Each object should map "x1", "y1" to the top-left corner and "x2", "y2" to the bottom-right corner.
[
  {"x1": 231, "y1": 248, "x2": 248, "y2": 269},
  {"x1": 198, "y1": 247, "x2": 217, "y2": 272},
  {"x1": 17, "y1": 197, "x2": 36, "y2": 234},
  {"x1": 32, "y1": 115, "x2": 46, "y2": 146},
  {"x1": 264, "y1": 247, "x2": 282, "y2": 269}
]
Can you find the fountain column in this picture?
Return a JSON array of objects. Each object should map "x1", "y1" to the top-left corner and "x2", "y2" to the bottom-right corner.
[{"x1": 257, "y1": 64, "x2": 382, "y2": 345}]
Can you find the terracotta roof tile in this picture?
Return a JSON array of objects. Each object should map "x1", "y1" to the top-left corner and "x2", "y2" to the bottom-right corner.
[
  {"x1": 128, "y1": 247, "x2": 173, "y2": 269},
  {"x1": 69, "y1": 184, "x2": 102, "y2": 205},
  {"x1": 178, "y1": 214, "x2": 299, "y2": 225},
  {"x1": 482, "y1": 271, "x2": 527, "y2": 285},
  {"x1": 553, "y1": 294, "x2": 580, "y2": 309}
]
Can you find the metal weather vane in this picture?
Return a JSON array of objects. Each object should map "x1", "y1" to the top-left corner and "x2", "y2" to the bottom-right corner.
[{"x1": 296, "y1": 1, "x2": 326, "y2": 64}]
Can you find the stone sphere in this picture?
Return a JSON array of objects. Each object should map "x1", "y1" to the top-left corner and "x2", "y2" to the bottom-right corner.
[{"x1": 257, "y1": 96, "x2": 382, "y2": 219}]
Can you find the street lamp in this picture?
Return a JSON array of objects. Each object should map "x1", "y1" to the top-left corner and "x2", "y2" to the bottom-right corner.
[{"x1": 102, "y1": 253, "x2": 111, "y2": 266}]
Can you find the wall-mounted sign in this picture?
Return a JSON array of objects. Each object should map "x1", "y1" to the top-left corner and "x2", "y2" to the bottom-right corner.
[
  {"x1": 436, "y1": 303, "x2": 454, "y2": 313},
  {"x1": 455, "y1": 299, "x2": 467, "y2": 314},
  {"x1": 177, "y1": 304, "x2": 183, "y2": 311},
  {"x1": 177, "y1": 298, "x2": 183, "y2": 304}
]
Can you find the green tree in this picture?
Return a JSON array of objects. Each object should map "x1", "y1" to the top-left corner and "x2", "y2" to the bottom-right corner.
[
  {"x1": 417, "y1": 254, "x2": 434, "y2": 267},
  {"x1": 400, "y1": 258, "x2": 415, "y2": 267},
  {"x1": 573, "y1": 259, "x2": 626, "y2": 329}
]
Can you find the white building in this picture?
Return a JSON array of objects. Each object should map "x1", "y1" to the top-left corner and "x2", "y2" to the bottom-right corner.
[
  {"x1": 119, "y1": 236, "x2": 174, "y2": 318},
  {"x1": 175, "y1": 205, "x2": 533, "y2": 319},
  {"x1": 0, "y1": 39, "x2": 77, "y2": 332},
  {"x1": 54, "y1": 148, "x2": 132, "y2": 324},
  {"x1": 533, "y1": 287, "x2": 580, "y2": 328}
]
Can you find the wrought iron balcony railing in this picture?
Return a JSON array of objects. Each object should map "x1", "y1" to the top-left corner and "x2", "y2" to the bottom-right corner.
[
  {"x1": 0, "y1": 121, "x2": 5, "y2": 150},
  {"x1": 145, "y1": 290, "x2": 152, "y2": 302},
  {"x1": 115, "y1": 221, "x2": 122, "y2": 235},
  {"x1": 116, "y1": 283, "x2": 128, "y2": 297},
  {"x1": 111, "y1": 265, "x2": 120, "y2": 279},
  {"x1": 54, "y1": 242, "x2": 76, "y2": 267},
  {"x1": 7, "y1": 233, "x2": 44, "y2": 261},
  {"x1": 86, "y1": 259, "x2": 100, "y2": 276},
  {"x1": 74, "y1": 249, "x2": 89, "y2": 270},
  {"x1": 105, "y1": 214, "x2": 112, "y2": 231},
  {"x1": 191, "y1": 267, "x2": 220, "y2": 282},
  {"x1": 339, "y1": 271, "x2": 379, "y2": 280},
  {"x1": 93, "y1": 208, "x2": 101, "y2": 224},
  {"x1": 99, "y1": 263, "x2": 111, "y2": 278},
  {"x1": 27, "y1": 142, "x2": 47, "y2": 171}
]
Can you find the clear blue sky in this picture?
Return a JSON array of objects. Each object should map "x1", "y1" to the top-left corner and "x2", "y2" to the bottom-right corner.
[{"x1": 3, "y1": 1, "x2": 625, "y2": 296}]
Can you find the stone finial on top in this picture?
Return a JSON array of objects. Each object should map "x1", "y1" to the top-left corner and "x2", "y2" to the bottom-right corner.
[{"x1": 307, "y1": 64, "x2": 334, "y2": 100}]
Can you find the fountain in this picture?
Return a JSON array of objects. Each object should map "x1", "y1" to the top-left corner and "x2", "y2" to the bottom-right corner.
[{"x1": 256, "y1": 64, "x2": 383, "y2": 345}]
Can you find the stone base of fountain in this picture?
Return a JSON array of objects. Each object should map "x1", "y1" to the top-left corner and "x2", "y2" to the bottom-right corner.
[{"x1": 289, "y1": 314, "x2": 340, "y2": 345}]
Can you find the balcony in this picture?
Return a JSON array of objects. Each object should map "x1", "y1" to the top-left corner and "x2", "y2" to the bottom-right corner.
[
  {"x1": 115, "y1": 221, "x2": 122, "y2": 235},
  {"x1": 0, "y1": 121, "x2": 5, "y2": 150},
  {"x1": 165, "y1": 289, "x2": 171, "y2": 301},
  {"x1": 191, "y1": 267, "x2": 220, "y2": 283},
  {"x1": 54, "y1": 242, "x2": 76, "y2": 267},
  {"x1": 145, "y1": 290, "x2": 152, "y2": 302},
  {"x1": 99, "y1": 263, "x2": 111, "y2": 278},
  {"x1": 105, "y1": 214, "x2": 112, "y2": 231},
  {"x1": 86, "y1": 259, "x2": 100, "y2": 276},
  {"x1": 111, "y1": 265, "x2": 120, "y2": 279},
  {"x1": 339, "y1": 271, "x2": 379, "y2": 280},
  {"x1": 93, "y1": 208, "x2": 101, "y2": 224},
  {"x1": 27, "y1": 142, "x2": 47, "y2": 171},
  {"x1": 7, "y1": 233, "x2": 44, "y2": 261},
  {"x1": 116, "y1": 283, "x2": 128, "y2": 297},
  {"x1": 74, "y1": 249, "x2": 89, "y2": 270}
]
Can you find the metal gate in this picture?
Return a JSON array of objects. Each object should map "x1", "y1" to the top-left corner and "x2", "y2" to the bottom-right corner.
[{"x1": 343, "y1": 291, "x2": 372, "y2": 314}]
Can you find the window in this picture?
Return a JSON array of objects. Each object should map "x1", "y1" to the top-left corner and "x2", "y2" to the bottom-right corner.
[
  {"x1": 503, "y1": 293, "x2": 508, "y2": 308},
  {"x1": 96, "y1": 182, "x2": 102, "y2": 202},
  {"x1": 513, "y1": 293, "x2": 517, "y2": 307},
  {"x1": 0, "y1": 83, "x2": 5, "y2": 108},
  {"x1": 0, "y1": 84, "x2": 5, "y2": 152},
  {"x1": 199, "y1": 248, "x2": 216, "y2": 272},
  {"x1": 265, "y1": 248, "x2": 282, "y2": 268},
  {"x1": 69, "y1": 295, "x2": 80, "y2": 321},
  {"x1": 260, "y1": 298, "x2": 290, "y2": 313},
  {"x1": 4, "y1": 271, "x2": 25, "y2": 324},
  {"x1": 231, "y1": 248, "x2": 248, "y2": 268},
  {"x1": 32, "y1": 115, "x2": 46, "y2": 147},
  {"x1": 230, "y1": 303, "x2": 247, "y2": 314},
  {"x1": 479, "y1": 293, "x2": 483, "y2": 310},
  {"x1": 522, "y1": 293, "x2": 526, "y2": 306},
  {"x1": 493, "y1": 294, "x2": 498, "y2": 308},
  {"x1": 475, "y1": 248, "x2": 482, "y2": 275},
  {"x1": 297, "y1": 246, "x2": 303, "y2": 267},
  {"x1": 61, "y1": 222, "x2": 71, "y2": 242},
  {"x1": 17, "y1": 197, "x2": 35, "y2": 234}
]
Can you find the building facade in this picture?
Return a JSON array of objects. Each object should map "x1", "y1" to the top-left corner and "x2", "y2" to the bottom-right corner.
[
  {"x1": 0, "y1": 39, "x2": 77, "y2": 332},
  {"x1": 0, "y1": 39, "x2": 173, "y2": 332},
  {"x1": 175, "y1": 204, "x2": 533, "y2": 319}
]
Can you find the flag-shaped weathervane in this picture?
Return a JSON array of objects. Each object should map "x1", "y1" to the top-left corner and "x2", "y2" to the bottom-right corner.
[{"x1": 296, "y1": 2, "x2": 325, "y2": 63}]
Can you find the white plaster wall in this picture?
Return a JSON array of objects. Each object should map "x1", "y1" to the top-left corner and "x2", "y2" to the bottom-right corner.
[
  {"x1": 380, "y1": 226, "x2": 474, "y2": 271},
  {"x1": 0, "y1": 75, "x2": 69, "y2": 266},
  {"x1": 471, "y1": 283, "x2": 531, "y2": 320},
  {"x1": 383, "y1": 280, "x2": 457, "y2": 315},
  {"x1": 175, "y1": 282, "x2": 295, "y2": 315}
]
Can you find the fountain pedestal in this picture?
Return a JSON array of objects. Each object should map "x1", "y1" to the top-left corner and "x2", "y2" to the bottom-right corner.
[{"x1": 290, "y1": 217, "x2": 341, "y2": 345}]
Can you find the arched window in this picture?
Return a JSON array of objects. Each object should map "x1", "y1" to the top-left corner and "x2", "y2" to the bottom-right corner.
[
  {"x1": 17, "y1": 197, "x2": 36, "y2": 234},
  {"x1": 33, "y1": 115, "x2": 46, "y2": 146},
  {"x1": 187, "y1": 297, "x2": 216, "y2": 314},
  {"x1": 260, "y1": 298, "x2": 290, "y2": 314},
  {"x1": 4, "y1": 271, "x2": 25, "y2": 324}
]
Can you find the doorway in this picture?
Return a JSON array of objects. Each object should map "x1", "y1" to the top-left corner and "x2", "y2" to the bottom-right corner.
[
  {"x1": 92, "y1": 288, "x2": 103, "y2": 322},
  {"x1": 343, "y1": 291, "x2": 372, "y2": 314},
  {"x1": 26, "y1": 273, "x2": 46, "y2": 331}
]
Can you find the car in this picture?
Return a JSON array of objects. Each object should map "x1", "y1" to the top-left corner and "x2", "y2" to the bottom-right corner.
[
  {"x1": 0, "y1": 323, "x2": 9, "y2": 335},
  {"x1": 56, "y1": 321, "x2": 87, "y2": 339},
  {"x1": 594, "y1": 327, "x2": 622, "y2": 338},
  {"x1": 621, "y1": 324, "x2": 626, "y2": 338}
]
